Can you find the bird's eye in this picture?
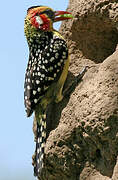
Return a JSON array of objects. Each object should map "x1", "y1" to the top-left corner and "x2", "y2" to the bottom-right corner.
[{"x1": 35, "y1": 13, "x2": 39, "y2": 16}]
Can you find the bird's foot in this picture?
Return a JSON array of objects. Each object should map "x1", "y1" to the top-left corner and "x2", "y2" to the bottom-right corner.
[{"x1": 63, "y1": 66, "x2": 87, "y2": 97}]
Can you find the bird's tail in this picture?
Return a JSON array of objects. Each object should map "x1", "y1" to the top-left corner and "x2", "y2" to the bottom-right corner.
[{"x1": 34, "y1": 112, "x2": 46, "y2": 177}]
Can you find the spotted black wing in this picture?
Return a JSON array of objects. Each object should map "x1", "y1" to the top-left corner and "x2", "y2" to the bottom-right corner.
[{"x1": 24, "y1": 37, "x2": 68, "y2": 117}]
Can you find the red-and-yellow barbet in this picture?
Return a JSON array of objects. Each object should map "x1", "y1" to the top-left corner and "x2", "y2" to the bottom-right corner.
[{"x1": 24, "y1": 5, "x2": 73, "y2": 178}]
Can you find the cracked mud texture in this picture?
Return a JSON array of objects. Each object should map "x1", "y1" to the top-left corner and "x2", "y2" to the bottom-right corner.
[{"x1": 33, "y1": 0, "x2": 118, "y2": 179}]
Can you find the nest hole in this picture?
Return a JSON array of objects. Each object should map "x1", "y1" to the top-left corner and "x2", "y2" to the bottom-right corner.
[{"x1": 71, "y1": 16, "x2": 118, "y2": 63}]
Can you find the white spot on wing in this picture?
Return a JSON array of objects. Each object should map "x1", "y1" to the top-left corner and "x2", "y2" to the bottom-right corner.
[
  {"x1": 36, "y1": 80, "x2": 40, "y2": 84},
  {"x1": 49, "y1": 66, "x2": 53, "y2": 71},
  {"x1": 38, "y1": 72, "x2": 41, "y2": 76},
  {"x1": 27, "y1": 85, "x2": 30, "y2": 90},
  {"x1": 50, "y1": 57, "x2": 54, "y2": 62},
  {"x1": 57, "y1": 62, "x2": 61, "y2": 66},
  {"x1": 28, "y1": 78, "x2": 30, "y2": 83},
  {"x1": 37, "y1": 148, "x2": 40, "y2": 154},
  {"x1": 45, "y1": 60, "x2": 48, "y2": 63},
  {"x1": 33, "y1": 90, "x2": 37, "y2": 95},
  {"x1": 48, "y1": 77, "x2": 54, "y2": 81},
  {"x1": 42, "y1": 65, "x2": 45, "y2": 70},
  {"x1": 54, "y1": 73, "x2": 56, "y2": 77},
  {"x1": 55, "y1": 53, "x2": 59, "y2": 58},
  {"x1": 41, "y1": 74, "x2": 45, "y2": 78},
  {"x1": 38, "y1": 87, "x2": 41, "y2": 92},
  {"x1": 25, "y1": 96, "x2": 27, "y2": 100},
  {"x1": 34, "y1": 99, "x2": 38, "y2": 103}
]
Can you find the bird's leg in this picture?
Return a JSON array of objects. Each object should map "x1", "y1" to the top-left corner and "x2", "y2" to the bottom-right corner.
[{"x1": 63, "y1": 66, "x2": 87, "y2": 97}]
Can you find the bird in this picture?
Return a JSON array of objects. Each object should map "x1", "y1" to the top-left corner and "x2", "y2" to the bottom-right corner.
[{"x1": 24, "y1": 5, "x2": 73, "y2": 178}]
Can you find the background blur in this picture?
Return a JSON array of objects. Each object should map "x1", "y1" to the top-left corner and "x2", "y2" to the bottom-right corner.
[{"x1": 0, "y1": 0, "x2": 68, "y2": 179}]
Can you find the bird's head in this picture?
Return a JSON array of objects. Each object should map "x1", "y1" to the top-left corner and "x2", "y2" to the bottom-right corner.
[{"x1": 25, "y1": 5, "x2": 73, "y2": 33}]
